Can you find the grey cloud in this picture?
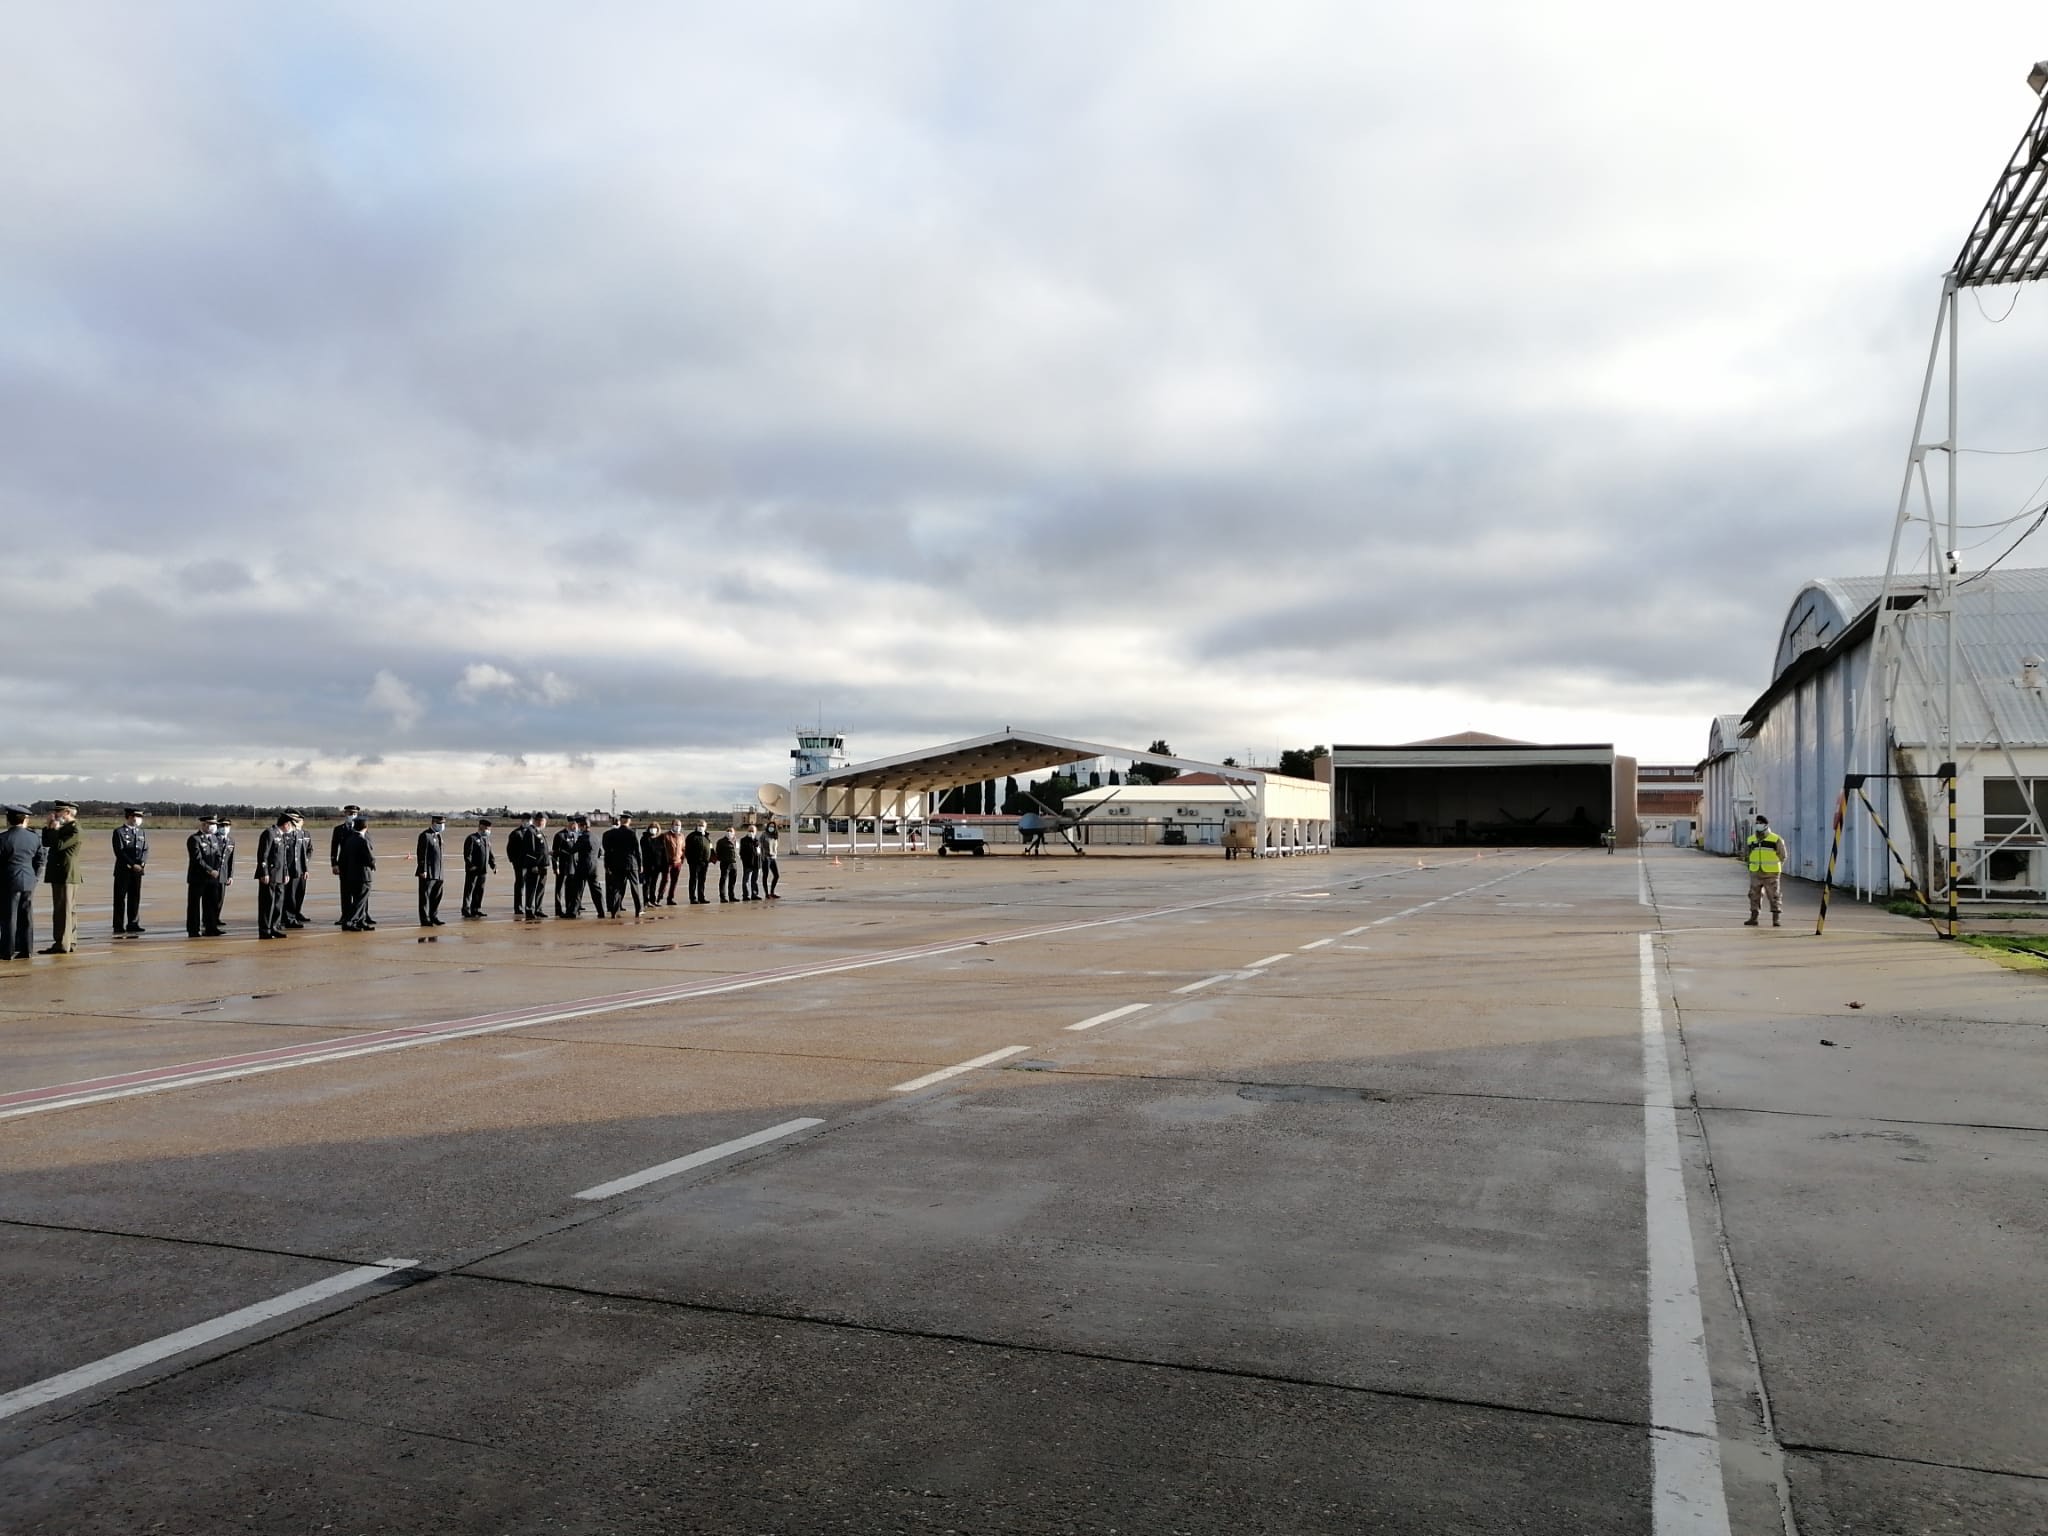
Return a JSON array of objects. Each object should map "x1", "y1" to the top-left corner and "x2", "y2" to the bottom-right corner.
[{"x1": 5, "y1": 4, "x2": 2045, "y2": 805}]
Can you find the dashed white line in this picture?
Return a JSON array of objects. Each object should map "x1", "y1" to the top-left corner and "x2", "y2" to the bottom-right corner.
[
  {"x1": 0, "y1": 1259, "x2": 417, "y2": 1424},
  {"x1": 573, "y1": 1118, "x2": 825, "y2": 1201},
  {"x1": 1639, "y1": 933, "x2": 1732, "y2": 1533},
  {"x1": 1298, "y1": 938, "x2": 1334, "y2": 951},
  {"x1": 890, "y1": 1046, "x2": 1031, "y2": 1093},
  {"x1": 1065, "y1": 1003, "x2": 1150, "y2": 1032},
  {"x1": 1341, "y1": 925, "x2": 1372, "y2": 937},
  {"x1": 1246, "y1": 953, "x2": 1292, "y2": 968}
]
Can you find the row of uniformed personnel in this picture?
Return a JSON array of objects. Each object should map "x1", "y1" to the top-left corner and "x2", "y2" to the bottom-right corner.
[{"x1": 1, "y1": 804, "x2": 784, "y2": 959}]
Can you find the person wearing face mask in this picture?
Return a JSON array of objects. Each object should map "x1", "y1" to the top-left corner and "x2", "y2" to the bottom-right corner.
[
  {"x1": 187, "y1": 813, "x2": 227, "y2": 936},
  {"x1": 2, "y1": 806, "x2": 46, "y2": 960},
  {"x1": 111, "y1": 808, "x2": 149, "y2": 935},
  {"x1": 337, "y1": 815, "x2": 377, "y2": 930},
  {"x1": 40, "y1": 804, "x2": 84, "y2": 955},
  {"x1": 461, "y1": 816, "x2": 496, "y2": 918},
  {"x1": 256, "y1": 813, "x2": 295, "y2": 939},
  {"x1": 286, "y1": 813, "x2": 312, "y2": 928},
  {"x1": 417, "y1": 814, "x2": 448, "y2": 927}
]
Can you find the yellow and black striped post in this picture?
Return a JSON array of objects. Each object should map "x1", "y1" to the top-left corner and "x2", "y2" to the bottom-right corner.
[
  {"x1": 1816, "y1": 783, "x2": 1850, "y2": 935},
  {"x1": 1942, "y1": 761, "x2": 1958, "y2": 940}
]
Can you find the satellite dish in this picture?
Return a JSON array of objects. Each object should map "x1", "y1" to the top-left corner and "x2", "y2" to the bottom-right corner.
[{"x1": 757, "y1": 783, "x2": 791, "y2": 815}]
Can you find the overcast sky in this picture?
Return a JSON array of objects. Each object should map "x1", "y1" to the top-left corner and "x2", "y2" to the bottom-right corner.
[{"x1": 7, "y1": 3, "x2": 2048, "y2": 809}]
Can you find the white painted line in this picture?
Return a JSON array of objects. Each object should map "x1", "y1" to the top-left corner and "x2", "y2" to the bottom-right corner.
[
  {"x1": 0, "y1": 1259, "x2": 415, "y2": 1424},
  {"x1": 573, "y1": 1118, "x2": 825, "y2": 1201},
  {"x1": 2, "y1": 876, "x2": 1364, "y2": 1126},
  {"x1": 1639, "y1": 858, "x2": 1653, "y2": 908},
  {"x1": 1638, "y1": 933, "x2": 1731, "y2": 1534},
  {"x1": 1298, "y1": 938, "x2": 1334, "y2": 951},
  {"x1": 1172, "y1": 973, "x2": 1236, "y2": 994},
  {"x1": 1246, "y1": 953, "x2": 1291, "y2": 968},
  {"x1": 1341, "y1": 925, "x2": 1372, "y2": 936},
  {"x1": 1065, "y1": 1003, "x2": 1150, "y2": 1033},
  {"x1": 1337, "y1": 944, "x2": 1374, "y2": 951},
  {"x1": 890, "y1": 1046, "x2": 1030, "y2": 1093}
]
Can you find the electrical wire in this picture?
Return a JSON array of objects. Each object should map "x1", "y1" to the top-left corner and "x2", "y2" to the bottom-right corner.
[
  {"x1": 1957, "y1": 444, "x2": 2048, "y2": 455},
  {"x1": 1971, "y1": 285, "x2": 2023, "y2": 323},
  {"x1": 1961, "y1": 502, "x2": 2048, "y2": 585}
]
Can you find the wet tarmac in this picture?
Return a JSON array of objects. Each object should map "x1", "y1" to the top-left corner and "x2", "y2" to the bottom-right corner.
[{"x1": 1, "y1": 846, "x2": 2042, "y2": 1532}]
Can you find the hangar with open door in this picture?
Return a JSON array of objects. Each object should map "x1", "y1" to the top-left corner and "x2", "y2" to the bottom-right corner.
[{"x1": 1329, "y1": 733, "x2": 1635, "y2": 847}]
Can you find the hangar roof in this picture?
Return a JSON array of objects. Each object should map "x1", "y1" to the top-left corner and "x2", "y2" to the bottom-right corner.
[
  {"x1": 1752, "y1": 567, "x2": 2048, "y2": 745},
  {"x1": 1331, "y1": 742, "x2": 1615, "y2": 770},
  {"x1": 791, "y1": 729, "x2": 1264, "y2": 793}
]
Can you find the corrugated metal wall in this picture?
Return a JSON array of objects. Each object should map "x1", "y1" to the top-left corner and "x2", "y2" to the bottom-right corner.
[{"x1": 1744, "y1": 638, "x2": 1889, "y2": 892}]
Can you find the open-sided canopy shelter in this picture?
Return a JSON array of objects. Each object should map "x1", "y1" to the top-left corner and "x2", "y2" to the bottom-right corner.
[{"x1": 791, "y1": 729, "x2": 1331, "y2": 855}]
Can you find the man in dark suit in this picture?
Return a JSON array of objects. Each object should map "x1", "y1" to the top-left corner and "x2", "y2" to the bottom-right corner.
[
  {"x1": 739, "y1": 826, "x2": 761, "y2": 901},
  {"x1": 565, "y1": 817, "x2": 603, "y2": 917},
  {"x1": 256, "y1": 814, "x2": 295, "y2": 938},
  {"x1": 111, "y1": 808, "x2": 148, "y2": 934},
  {"x1": 1, "y1": 806, "x2": 46, "y2": 960},
  {"x1": 551, "y1": 820, "x2": 576, "y2": 917},
  {"x1": 639, "y1": 822, "x2": 664, "y2": 905},
  {"x1": 330, "y1": 805, "x2": 362, "y2": 924},
  {"x1": 416, "y1": 815, "x2": 447, "y2": 927},
  {"x1": 41, "y1": 803, "x2": 84, "y2": 954},
  {"x1": 760, "y1": 821, "x2": 782, "y2": 899},
  {"x1": 506, "y1": 814, "x2": 544, "y2": 919},
  {"x1": 713, "y1": 826, "x2": 738, "y2": 904},
  {"x1": 461, "y1": 817, "x2": 496, "y2": 918},
  {"x1": 683, "y1": 821, "x2": 711, "y2": 904},
  {"x1": 600, "y1": 814, "x2": 643, "y2": 917},
  {"x1": 337, "y1": 816, "x2": 377, "y2": 930},
  {"x1": 186, "y1": 813, "x2": 226, "y2": 936}
]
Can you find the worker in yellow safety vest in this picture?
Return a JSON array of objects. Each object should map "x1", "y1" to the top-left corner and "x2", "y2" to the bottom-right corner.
[{"x1": 1744, "y1": 815, "x2": 1787, "y2": 927}]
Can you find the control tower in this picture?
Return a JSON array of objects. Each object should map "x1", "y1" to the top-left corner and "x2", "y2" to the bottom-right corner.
[{"x1": 791, "y1": 730, "x2": 847, "y2": 778}]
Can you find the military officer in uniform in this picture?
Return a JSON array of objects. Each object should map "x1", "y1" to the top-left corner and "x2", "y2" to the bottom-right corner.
[
  {"x1": 416, "y1": 814, "x2": 447, "y2": 926},
  {"x1": 461, "y1": 817, "x2": 496, "y2": 918},
  {"x1": 111, "y1": 808, "x2": 149, "y2": 934},
  {"x1": 286, "y1": 813, "x2": 312, "y2": 927},
  {"x1": 2, "y1": 806, "x2": 45, "y2": 960},
  {"x1": 550, "y1": 819, "x2": 576, "y2": 917},
  {"x1": 337, "y1": 815, "x2": 377, "y2": 930},
  {"x1": 600, "y1": 814, "x2": 643, "y2": 917},
  {"x1": 187, "y1": 813, "x2": 227, "y2": 936},
  {"x1": 256, "y1": 813, "x2": 296, "y2": 938},
  {"x1": 41, "y1": 803, "x2": 84, "y2": 954}
]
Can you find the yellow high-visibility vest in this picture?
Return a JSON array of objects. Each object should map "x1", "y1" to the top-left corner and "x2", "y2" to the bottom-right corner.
[{"x1": 1746, "y1": 831, "x2": 1784, "y2": 875}]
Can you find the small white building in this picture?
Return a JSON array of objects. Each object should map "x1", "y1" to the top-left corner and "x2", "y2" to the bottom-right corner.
[{"x1": 1065, "y1": 776, "x2": 1276, "y2": 848}]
